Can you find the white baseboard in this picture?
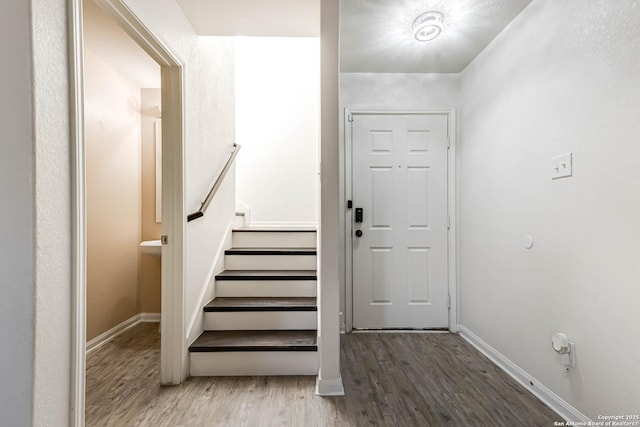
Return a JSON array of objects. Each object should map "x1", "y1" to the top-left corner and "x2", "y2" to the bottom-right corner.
[
  {"x1": 86, "y1": 313, "x2": 160, "y2": 354},
  {"x1": 139, "y1": 312, "x2": 161, "y2": 322},
  {"x1": 458, "y1": 325, "x2": 590, "y2": 423},
  {"x1": 315, "y1": 375, "x2": 345, "y2": 396}
]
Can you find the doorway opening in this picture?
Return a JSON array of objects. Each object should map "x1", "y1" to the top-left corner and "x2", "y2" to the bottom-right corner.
[
  {"x1": 343, "y1": 110, "x2": 458, "y2": 333},
  {"x1": 69, "y1": 0, "x2": 185, "y2": 425},
  {"x1": 82, "y1": 0, "x2": 162, "y2": 353}
]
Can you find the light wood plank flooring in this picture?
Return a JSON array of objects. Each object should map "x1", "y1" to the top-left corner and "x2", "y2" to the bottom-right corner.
[{"x1": 86, "y1": 323, "x2": 559, "y2": 426}]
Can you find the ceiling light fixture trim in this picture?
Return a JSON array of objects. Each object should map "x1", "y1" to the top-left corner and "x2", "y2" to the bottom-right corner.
[{"x1": 412, "y1": 11, "x2": 444, "y2": 42}]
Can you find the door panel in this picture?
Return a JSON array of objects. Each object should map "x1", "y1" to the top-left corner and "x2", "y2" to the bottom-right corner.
[
  {"x1": 371, "y1": 167, "x2": 393, "y2": 228},
  {"x1": 352, "y1": 113, "x2": 449, "y2": 329}
]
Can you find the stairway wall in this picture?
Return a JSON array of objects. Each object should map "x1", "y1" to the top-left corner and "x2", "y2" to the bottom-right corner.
[
  {"x1": 185, "y1": 223, "x2": 233, "y2": 345},
  {"x1": 235, "y1": 37, "x2": 319, "y2": 227},
  {"x1": 123, "y1": 0, "x2": 238, "y2": 339}
]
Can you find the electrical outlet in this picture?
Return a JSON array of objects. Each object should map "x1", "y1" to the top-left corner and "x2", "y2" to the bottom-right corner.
[{"x1": 552, "y1": 153, "x2": 572, "y2": 179}]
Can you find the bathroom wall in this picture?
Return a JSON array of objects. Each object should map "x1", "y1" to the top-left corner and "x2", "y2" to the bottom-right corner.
[
  {"x1": 84, "y1": 48, "x2": 142, "y2": 341},
  {"x1": 83, "y1": 0, "x2": 162, "y2": 340},
  {"x1": 140, "y1": 88, "x2": 162, "y2": 313},
  {"x1": 235, "y1": 37, "x2": 319, "y2": 227},
  {"x1": 459, "y1": 0, "x2": 640, "y2": 418}
]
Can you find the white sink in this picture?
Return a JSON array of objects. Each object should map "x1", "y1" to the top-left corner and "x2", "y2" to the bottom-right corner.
[{"x1": 140, "y1": 240, "x2": 161, "y2": 257}]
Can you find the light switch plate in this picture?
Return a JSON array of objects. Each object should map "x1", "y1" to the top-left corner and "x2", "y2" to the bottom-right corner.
[{"x1": 552, "y1": 153, "x2": 572, "y2": 179}]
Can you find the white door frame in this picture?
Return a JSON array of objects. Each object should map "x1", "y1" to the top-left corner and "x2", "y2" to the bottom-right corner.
[
  {"x1": 343, "y1": 109, "x2": 458, "y2": 333},
  {"x1": 69, "y1": 0, "x2": 186, "y2": 425}
]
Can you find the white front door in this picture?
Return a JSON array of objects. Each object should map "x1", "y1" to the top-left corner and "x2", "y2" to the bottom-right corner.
[{"x1": 351, "y1": 113, "x2": 449, "y2": 329}]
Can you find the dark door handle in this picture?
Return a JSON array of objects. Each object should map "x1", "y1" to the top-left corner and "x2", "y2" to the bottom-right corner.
[
  {"x1": 355, "y1": 208, "x2": 363, "y2": 223},
  {"x1": 355, "y1": 230, "x2": 363, "y2": 237}
]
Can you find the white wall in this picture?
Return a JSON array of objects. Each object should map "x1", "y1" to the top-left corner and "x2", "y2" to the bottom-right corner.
[
  {"x1": 27, "y1": 0, "x2": 236, "y2": 424},
  {"x1": 340, "y1": 73, "x2": 459, "y2": 110},
  {"x1": 339, "y1": 72, "x2": 459, "y2": 327},
  {"x1": 317, "y1": 0, "x2": 343, "y2": 395},
  {"x1": 235, "y1": 37, "x2": 319, "y2": 227},
  {"x1": 116, "y1": 0, "x2": 237, "y2": 348},
  {"x1": 0, "y1": 1, "x2": 35, "y2": 425},
  {"x1": 459, "y1": 0, "x2": 640, "y2": 418},
  {"x1": 31, "y1": 0, "x2": 72, "y2": 424}
]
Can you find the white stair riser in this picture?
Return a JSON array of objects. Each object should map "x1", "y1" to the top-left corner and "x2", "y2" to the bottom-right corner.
[
  {"x1": 225, "y1": 255, "x2": 316, "y2": 270},
  {"x1": 190, "y1": 351, "x2": 317, "y2": 376},
  {"x1": 216, "y1": 280, "x2": 317, "y2": 297},
  {"x1": 204, "y1": 311, "x2": 316, "y2": 330},
  {"x1": 232, "y1": 232, "x2": 316, "y2": 249}
]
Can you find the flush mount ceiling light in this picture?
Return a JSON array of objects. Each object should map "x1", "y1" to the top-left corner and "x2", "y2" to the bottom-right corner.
[{"x1": 412, "y1": 11, "x2": 444, "y2": 42}]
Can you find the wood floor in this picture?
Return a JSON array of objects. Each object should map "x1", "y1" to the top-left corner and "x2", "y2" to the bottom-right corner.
[{"x1": 86, "y1": 323, "x2": 559, "y2": 426}]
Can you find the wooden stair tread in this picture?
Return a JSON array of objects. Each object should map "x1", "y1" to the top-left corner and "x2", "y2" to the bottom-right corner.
[
  {"x1": 205, "y1": 297, "x2": 316, "y2": 311},
  {"x1": 215, "y1": 270, "x2": 317, "y2": 280},
  {"x1": 225, "y1": 248, "x2": 316, "y2": 256},
  {"x1": 189, "y1": 330, "x2": 317, "y2": 352}
]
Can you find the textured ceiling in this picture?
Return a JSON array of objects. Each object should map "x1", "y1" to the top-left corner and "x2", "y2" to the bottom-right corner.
[
  {"x1": 83, "y1": 0, "x2": 160, "y2": 88},
  {"x1": 340, "y1": 0, "x2": 532, "y2": 73},
  {"x1": 86, "y1": 0, "x2": 530, "y2": 76},
  {"x1": 176, "y1": 0, "x2": 320, "y2": 37}
]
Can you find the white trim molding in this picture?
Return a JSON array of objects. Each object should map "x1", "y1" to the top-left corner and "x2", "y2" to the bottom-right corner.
[
  {"x1": 68, "y1": 2, "x2": 87, "y2": 425},
  {"x1": 315, "y1": 375, "x2": 345, "y2": 396},
  {"x1": 458, "y1": 325, "x2": 590, "y2": 423},
  {"x1": 139, "y1": 313, "x2": 162, "y2": 322},
  {"x1": 86, "y1": 313, "x2": 161, "y2": 354}
]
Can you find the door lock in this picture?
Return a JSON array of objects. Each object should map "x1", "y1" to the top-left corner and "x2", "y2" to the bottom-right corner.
[
  {"x1": 355, "y1": 230, "x2": 363, "y2": 237},
  {"x1": 355, "y1": 208, "x2": 363, "y2": 223}
]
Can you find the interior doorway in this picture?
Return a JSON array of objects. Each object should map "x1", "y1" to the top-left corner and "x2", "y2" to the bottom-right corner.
[
  {"x1": 69, "y1": 0, "x2": 186, "y2": 425},
  {"x1": 82, "y1": 0, "x2": 162, "y2": 352},
  {"x1": 344, "y1": 110, "x2": 458, "y2": 331}
]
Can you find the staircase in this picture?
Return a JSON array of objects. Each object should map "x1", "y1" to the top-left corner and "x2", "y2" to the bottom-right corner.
[{"x1": 189, "y1": 229, "x2": 318, "y2": 376}]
